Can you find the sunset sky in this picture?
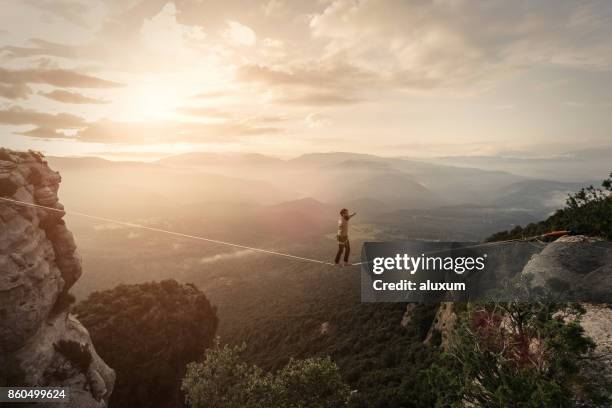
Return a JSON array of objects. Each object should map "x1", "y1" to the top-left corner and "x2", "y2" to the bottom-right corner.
[{"x1": 1, "y1": 0, "x2": 612, "y2": 159}]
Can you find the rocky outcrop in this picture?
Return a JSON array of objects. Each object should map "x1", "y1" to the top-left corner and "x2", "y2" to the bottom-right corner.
[
  {"x1": 0, "y1": 149, "x2": 114, "y2": 407},
  {"x1": 421, "y1": 235, "x2": 611, "y2": 352},
  {"x1": 424, "y1": 302, "x2": 457, "y2": 348},
  {"x1": 521, "y1": 235, "x2": 612, "y2": 397},
  {"x1": 521, "y1": 235, "x2": 612, "y2": 302},
  {"x1": 581, "y1": 304, "x2": 612, "y2": 400},
  {"x1": 400, "y1": 303, "x2": 417, "y2": 327}
]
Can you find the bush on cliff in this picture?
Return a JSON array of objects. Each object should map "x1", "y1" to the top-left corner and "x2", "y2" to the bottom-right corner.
[
  {"x1": 425, "y1": 299, "x2": 610, "y2": 407},
  {"x1": 75, "y1": 279, "x2": 218, "y2": 408},
  {"x1": 182, "y1": 340, "x2": 350, "y2": 408}
]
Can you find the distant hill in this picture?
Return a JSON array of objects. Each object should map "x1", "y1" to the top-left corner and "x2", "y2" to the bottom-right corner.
[
  {"x1": 157, "y1": 152, "x2": 283, "y2": 167},
  {"x1": 285, "y1": 152, "x2": 526, "y2": 208},
  {"x1": 492, "y1": 179, "x2": 590, "y2": 213},
  {"x1": 47, "y1": 156, "x2": 155, "y2": 170},
  {"x1": 290, "y1": 152, "x2": 385, "y2": 167},
  {"x1": 323, "y1": 159, "x2": 393, "y2": 171},
  {"x1": 46, "y1": 150, "x2": 606, "y2": 219},
  {"x1": 45, "y1": 155, "x2": 296, "y2": 219},
  {"x1": 336, "y1": 197, "x2": 392, "y2": 220},
  {"x1": 378, "y1": 204, "x2": 539, "y2": 241},
  {"x1": 330, "y1": 172, "x2": 442, "y2": 210},
  {"x1": 254, "y1": 197, "x2": 336, "y2": 238},
  {"x1": 431, "y1": 147, "x2": 612, "y2": 182}
]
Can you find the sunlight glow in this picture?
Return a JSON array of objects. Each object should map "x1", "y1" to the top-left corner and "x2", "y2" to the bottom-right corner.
[{"x1": 120, "y1": 81, "x2": 184, "y2": 121}]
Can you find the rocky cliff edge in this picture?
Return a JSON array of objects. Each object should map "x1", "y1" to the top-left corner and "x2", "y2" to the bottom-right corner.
[{"x1": 0, "y1": 149, "x2": 114, "y2": 407}]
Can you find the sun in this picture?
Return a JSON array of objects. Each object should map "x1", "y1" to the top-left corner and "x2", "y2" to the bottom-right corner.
[{"x1": 116, "y1": 80, "x2": 185, "y2": 121}]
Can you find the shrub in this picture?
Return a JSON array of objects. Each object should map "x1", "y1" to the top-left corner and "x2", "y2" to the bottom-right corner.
[
  {"x1": 425, "y1": 299, "x2": 609, "y2": 407},
  {"x1": 182, "y1": 340, "x2": 350, "y2": 408}
]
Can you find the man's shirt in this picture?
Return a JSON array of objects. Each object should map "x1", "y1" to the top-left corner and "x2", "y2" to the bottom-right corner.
[{"x1": 338, "y1": 216, "x2": 349, "y2": 237}]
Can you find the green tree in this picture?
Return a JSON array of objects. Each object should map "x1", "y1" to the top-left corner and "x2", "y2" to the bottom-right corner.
[
  {"x1": 426, "y1": 299, "x2": 609, "y2": 407},
  {"x1": 275, "y1": 357, "x2": 351, "y2": 408},
  {"x1": 75, "y1": 280, "x2": 218, "y2": 408},
  {"x1": 182, "y1": 340, "x2": 350, "y2": 408}
]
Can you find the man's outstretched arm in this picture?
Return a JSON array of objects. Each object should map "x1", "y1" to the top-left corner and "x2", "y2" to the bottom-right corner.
[{"x1": 349, "y1": 212, "x2": 357, "y2": 219}]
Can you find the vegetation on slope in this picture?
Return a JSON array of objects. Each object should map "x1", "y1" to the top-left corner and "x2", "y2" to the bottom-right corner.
[
  {"x1": 182, "y1": 340, "x2": 350, "y2": 408},
  {"x1": 487, "y1": 172, "x2": 612, "y2": 241},
  {"x1": 75, "y1": 280, "x2": 218, "y2": 408},
  {"x1": 426, "y1": 299, "x2": 610, "y2": 406}
]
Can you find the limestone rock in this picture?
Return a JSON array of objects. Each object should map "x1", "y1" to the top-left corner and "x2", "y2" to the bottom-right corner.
[
  {"x1": 400, "y1": 303, "x2": 417, "y2": 327},
  {"x1": 581, "y1": 304, "x2": 612, "y2": 395},
  {"x1": 521, "y1": 235, "x2": 612, "y2": 302},
  {"x1": 424, "y1": 302, "x2": 457, "y2": 348},
  {"x1": 0, "y1": 148, "x2": 114, "y2": 406}
]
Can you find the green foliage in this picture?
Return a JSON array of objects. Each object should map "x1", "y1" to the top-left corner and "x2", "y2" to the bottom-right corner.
[
  {"x1": 487, "y1": 172, "x2": 612, "y2": 241},
  {"x1": 216, "y1": 260, "x2": 441, "y2": 408},
  {"x1": 182, "y1": 340, "x2": 350, "y2": 408},
  {"x1": 425, "y1": 299, "x2": 609, "y2": 407},
  {"x1": 275, "y1": 356, "x2": 351, "y2": 407},
  {"x1": 53, "y1": 340, "x2": 92, "y2": 374},
  {"x1": 75, "y1": 279, "x2": 218, "y2": 408}
]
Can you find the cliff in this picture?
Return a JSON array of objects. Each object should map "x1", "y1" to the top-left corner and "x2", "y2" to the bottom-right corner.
[
  {"x1": 415, "y1": 235, "x2": 612, "y2": 392},
  {"x1": 0, "y1": 149, "x2": 114, "y2": 407}
]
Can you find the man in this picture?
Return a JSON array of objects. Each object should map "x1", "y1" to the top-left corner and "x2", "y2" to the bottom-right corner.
[{"x1": 335, "y1": 208, "x2": 356, "y2": 266}]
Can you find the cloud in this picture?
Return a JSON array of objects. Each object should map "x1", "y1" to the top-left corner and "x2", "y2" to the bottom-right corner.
[
  {"x1": 17, "y1": 127, "x2": 71, "y2": 139},
  {"x1": 564, "y1": 101, "x2": 586, "y2": 108},
  {"x1": 235, "y1": 62, "x2": 374, "y2": 104},
  {"x1": 1, "y1": 39, "x2": 83, "y2": 59},
  {"x1": 0, "y1": 105, "x2": 85, "y2": 138},
  {"x1": 0, "y1": 105, "x2": 85, "y2": 128},
  {"x1": 236, "y1": 62, "x2": 374, "y2": 89},
  {"x1": 22, "y1": 0, "x2": 91, "y2": 27},
  {"x1": 140, "y1": 2, "x2": 207, "y2": 55},
  {"x1": 308, "y1": 0, "x2": 612, "y2": 90},
  {"x1": 0, "y1": 83, "x2": 33, "y2": 100},
  {"x1": 192, "y1": 90, "x2": 232, "y2": 99},
  {"x1": 0, "y1": 104, "x2": 282, "y2": 143},
  {"x1": 277, "y1": 92, "x2": 362, "y2": 106},
  {"x1": 177, "y1": 106, "x2": 234, "y2": 118},
  {"x1": 74, "y1": 119, "x2": 282, "y2": 144},
  {"x1": 304, "y1": 113, "x2": 330, "y2": 128},
  {"x1": 248, "y1": 114, "x2": 287, "y2": 123},
  {"x1": 177, "y1": 107, "x2": 287, "y2": 124},
  {"x1": 0, "y1": 67, "x2": 123, "y2": 88},
  {"x1": 224, "y1": 20, "x2": 257, "y2": 46},
  {"x1": 39, "y1": 90, "x2": 108, "y2": 104}
]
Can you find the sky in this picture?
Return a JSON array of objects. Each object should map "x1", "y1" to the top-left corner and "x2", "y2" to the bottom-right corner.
[{"x1": 1, "y1": 0, "x2": 612, "y2": 160}]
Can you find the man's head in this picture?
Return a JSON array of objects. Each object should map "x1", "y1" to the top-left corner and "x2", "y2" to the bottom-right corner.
[{"x1": 340, "y1": 208, "x2": 348, "y2": 217}]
